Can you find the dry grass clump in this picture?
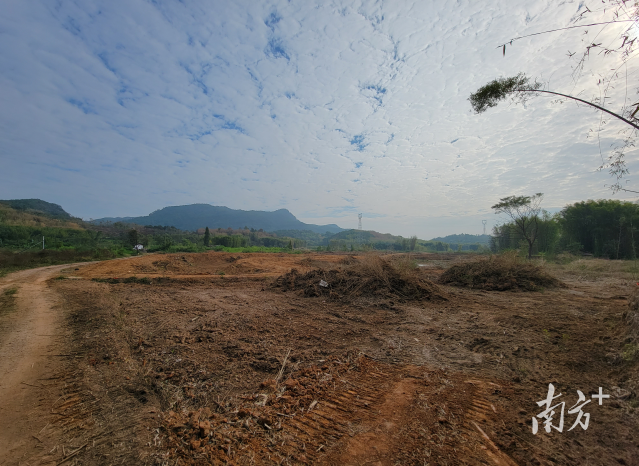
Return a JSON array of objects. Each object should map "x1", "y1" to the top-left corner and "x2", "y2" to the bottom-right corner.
[
  {"x1": 274, "y1": 254, "x2": 446, "y2": 302},
  {"x1": 438, "y1": 252, "x2": 563, "y2": 291}
]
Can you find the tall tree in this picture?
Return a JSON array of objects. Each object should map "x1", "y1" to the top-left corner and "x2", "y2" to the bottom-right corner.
[
  {"x1": 560, "y1": 199, "x2": 639, "y2": 258},
  {"x1": 409, "y1": 235, "x2": 418, "y2": 251},
  {"x1": 492, "y1": 194, "x2": 544, "y2": 259},
  {"x1": 127, "y1": 228, "x2": 139, "y2": 247},
  {"x1": 203, "y1": 226, "x2": 211, "y2": 246}
]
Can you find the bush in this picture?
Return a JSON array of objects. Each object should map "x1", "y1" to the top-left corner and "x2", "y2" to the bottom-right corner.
[{"x1": 565, "y1": 242, "x2": 583, "y2": 255}]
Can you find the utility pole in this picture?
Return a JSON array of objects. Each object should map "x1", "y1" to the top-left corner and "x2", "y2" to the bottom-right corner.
[{"x1": 42, "y1": 236, "x2": 45, "y2": 250}]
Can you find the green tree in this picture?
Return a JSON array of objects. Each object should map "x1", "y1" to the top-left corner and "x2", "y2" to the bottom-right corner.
[
  {"x1": 203, "y1": 227, "x2": 211, "y2": 246},
  {"x1": 560, "y1": 199, "x2": 639, "y2": 258},
  {"x1": 127, "y1": 229, "x2": 139, "y2": 247},
  {"x1": 535, "y1": 211, "x2": 561, "y2": 256},
  {"x1": 492, "y1": 194, "x2": 543, "y2": 259},
  {"x1": 490, "y1": 210, "x2": 560, "y2": 256},
  {"x1": 153, "y1": 234, "x2": 173, "y2": 251},
  {"x1": 409, "y1": 235, "x2": 418, "y2": 251},
  {"x1": 469, "y1": 74, "x2": 638, "y2": 130}
]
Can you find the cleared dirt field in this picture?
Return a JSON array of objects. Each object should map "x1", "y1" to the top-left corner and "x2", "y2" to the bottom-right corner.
[{"x1": 1, "y1": 252, "x2": 638, "y2": 465}]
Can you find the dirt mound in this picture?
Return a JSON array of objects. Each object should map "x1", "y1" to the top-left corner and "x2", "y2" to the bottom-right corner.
[
  {"x1": 274, "y1": 255, "x2": 445, "y2": 301},
  {"x1": 438, "y1": 254, "x2": 563, "y2": 291},
  {"x1": 75, "y1": 252, "x2": 350, "y2": 279}
]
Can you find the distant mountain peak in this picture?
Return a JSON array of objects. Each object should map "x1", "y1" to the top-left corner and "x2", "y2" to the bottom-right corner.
[{"x1": 92, "y1": 203, "x2": 343, "y2": 234}]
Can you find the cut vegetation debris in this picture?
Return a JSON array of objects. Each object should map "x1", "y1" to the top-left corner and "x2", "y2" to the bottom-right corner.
[
  {"x1": 438, "y1": 253, "x2": 563, "y2": 291},
  {"x1": 273, "y1": 255, "x2": 446, "y2": 301},
  {"x1": 3, "y1": 251, "x2": 638, "y2": 465}
]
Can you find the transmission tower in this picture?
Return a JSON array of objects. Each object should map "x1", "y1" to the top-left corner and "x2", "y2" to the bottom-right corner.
[{"x1": 482, "y1": 220, "x2": 487, "y2": 235}]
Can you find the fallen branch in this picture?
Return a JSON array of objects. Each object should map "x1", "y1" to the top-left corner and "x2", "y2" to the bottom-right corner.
[
  {"x1": 275, "y1": 349, "x2": 291, "y2": 385},
  {"x1": 55, "y1": 443, "x2": 87, "y2": 466},
  {"x1": 21, "y1": 381, "x2": 43, "y2": 388}
]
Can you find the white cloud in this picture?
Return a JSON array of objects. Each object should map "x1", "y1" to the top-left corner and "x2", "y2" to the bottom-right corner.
[{"x1": 0, "y1": 0, "x2": 637, "y2": 238}]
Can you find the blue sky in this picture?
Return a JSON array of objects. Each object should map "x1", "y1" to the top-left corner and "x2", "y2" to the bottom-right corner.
[{"x1": 1, "y1": 0, "x2": 637, "y2": 238}]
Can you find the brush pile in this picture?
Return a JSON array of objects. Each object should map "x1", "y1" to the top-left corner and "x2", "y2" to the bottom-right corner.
[
  {"x1": 274, "y1": 255, "x2": 445, "y2": 302},
  {"x1": 438, "y1": 253, "x2": 563, "y2": 291}
]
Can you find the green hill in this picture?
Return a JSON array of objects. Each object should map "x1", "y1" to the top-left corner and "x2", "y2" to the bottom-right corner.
[{"x1": 0, "y1": 199, "x2": 72, "y2": 220}]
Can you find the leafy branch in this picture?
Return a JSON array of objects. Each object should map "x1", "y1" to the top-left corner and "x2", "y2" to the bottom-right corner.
[{"x1": 469, "y1": 73, "x2": 639, "y2": 130}]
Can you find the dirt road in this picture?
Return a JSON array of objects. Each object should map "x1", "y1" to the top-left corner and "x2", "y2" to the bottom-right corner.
[{"x1": 0, "y1": 264, "x2": 87, "y2": 463}]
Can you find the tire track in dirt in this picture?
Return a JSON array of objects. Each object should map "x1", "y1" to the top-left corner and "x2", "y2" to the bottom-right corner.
[
  {"x1": 244, "y1": 361, "x2": 519, "y2": 465},
  {"x1": 315, "y1": 373, "x2": 422, "y2": 465},
  {"x1": 282, "y1": 367, "x2": 397, "y2": 464},
  {"x1": 0, "y1": 264, "x2": 92, "y2": 463},
  {"x1": 464, "y1": 379, "x2": 519, "y2": 466}
]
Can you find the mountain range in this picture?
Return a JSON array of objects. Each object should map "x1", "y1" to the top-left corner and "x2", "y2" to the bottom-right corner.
[
  {"x1": 1, "y1": 199, "x2": 487, "y2": 243},
  {"x1": 92, "y1": 204, "x2": 344, "y2": 234}
]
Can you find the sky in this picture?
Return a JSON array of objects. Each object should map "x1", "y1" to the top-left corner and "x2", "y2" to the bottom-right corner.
[{"x1": 1, "y1": 0, "x2": 638, "y2": 238}]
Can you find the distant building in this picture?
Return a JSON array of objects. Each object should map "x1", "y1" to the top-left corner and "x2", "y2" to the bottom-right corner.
[{"x1": 134, "y1": 244, "x2": 144, "y2": 251}]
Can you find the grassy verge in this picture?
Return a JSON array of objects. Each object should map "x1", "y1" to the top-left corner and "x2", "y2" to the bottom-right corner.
[
  {"x1": 545, "y1": 256, "x2": 639, "y2": 282},
  {"x1": 91, "y1": 276, "x2": 152, "y2": 285},
  {"x1": 0, "y1": 248, "x2": 131, "y2": 277},
  {"x1": 152, "y1": 245, "x2": 302, "y2": 254}
]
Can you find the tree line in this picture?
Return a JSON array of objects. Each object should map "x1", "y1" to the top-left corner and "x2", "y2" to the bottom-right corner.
[{"x1": 491, "y1": 199, "x2": 639, "y2": 259}]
